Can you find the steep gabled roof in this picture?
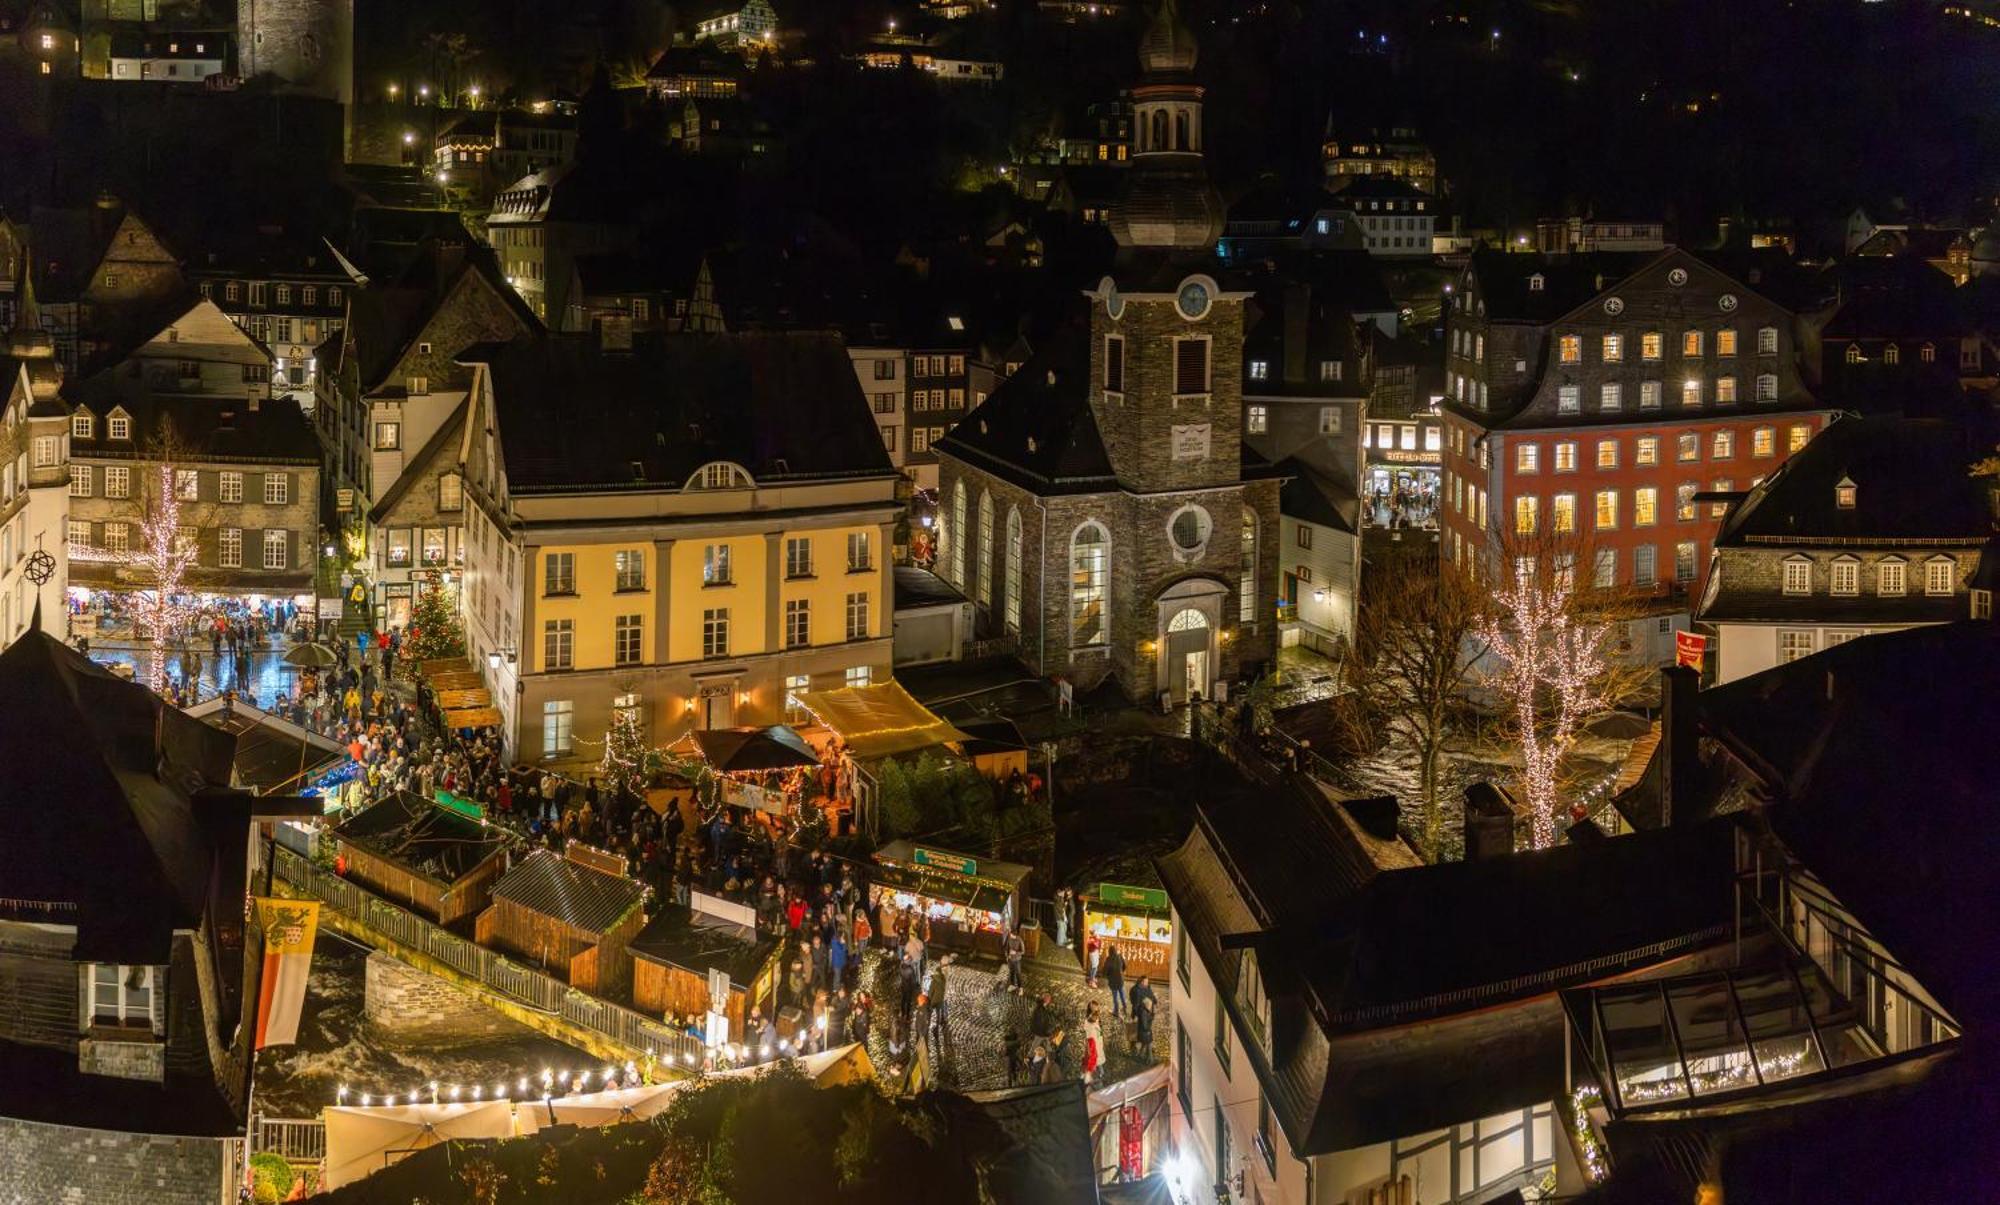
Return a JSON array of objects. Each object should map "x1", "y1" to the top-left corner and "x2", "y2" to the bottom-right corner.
[
  {"x1": 1714, "y1": 416, "x2": 1993, "y2": 548},
  {"x1": 933, "y1": 323, "x2": 1116, "y2": 495},
  {"x1": 489, "y1": 848, "x2": 646, "y2": 935},
  {"x1": 368, "y1": 399, "x2": 469, "y2": 524}
]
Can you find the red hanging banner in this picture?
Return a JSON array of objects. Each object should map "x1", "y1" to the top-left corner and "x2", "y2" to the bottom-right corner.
[{"x1": 1675, "y1": 630, "x2": 1708, "y2": 670}]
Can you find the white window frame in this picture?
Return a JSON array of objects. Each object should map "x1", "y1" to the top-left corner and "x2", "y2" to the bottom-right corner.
[
  {"x1": 263, "y1": 473, "x2": 289, "y2": 505},
  {"x1": 262, "y1": 529, "x2": 288, "y2": 569},
  {"x1": 1782, "y1": 557, "x2": 1812, "y2": 597}
]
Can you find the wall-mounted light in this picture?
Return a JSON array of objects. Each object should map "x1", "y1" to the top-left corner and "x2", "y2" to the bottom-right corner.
[{"x1": 488, "y1": 650, "x2": 501, "y2": 670}]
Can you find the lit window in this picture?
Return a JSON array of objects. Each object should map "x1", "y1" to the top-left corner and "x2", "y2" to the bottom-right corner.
[
  {"x1": 1784, "y1": 556, "x2": 1814, "y2": 594},
  {"x1": 1636, "y1": 436, "x2": 1659, "y2": 465},
  {"x1": 1676, "y1": 541, "x2": 1698, "y2": 582},
  {"x1": 1635, "y1": 487, "x2": 1658, "y2": 526},
  {"x1": 1789, "y1": 424, "x2": 1811, "y2": 453},
  {"x1": 1601, "y1": 333, "x2": 1623, "y2": 362},
  {"x1": 1844, "y1": 344, "x2": 1863, "y2": 364},
  {"x1": 1594, "y1": 489, "x2": 1618, "y2": 530},
  {"x1": 87, "y1": 965, "x2": 154, "y2": 1029},
  {"x1": 1641, "y1": 332, "x2": 1663, "y2": 361},
  {"x1": 1717, "y1": 375, "x2": 1737, "y2": 403},
  {"x1": 1926, "y1": 557, "x2": 1958, "y2": 596},
  {"x1": 1515, "y1": 495, "x2": 1539, "y2": 534},
  {"x1": 108, "y1": 415, "x2": 131, "y2": 440},
  {"x1": 1247, "y1": 359, "x2": 1268, "y2": 381},
  {"x1": 1319, "y1": 407, "x2": 1341, "y2": 435},
  {"x1": 1835, "y1": 478, "x2": 1856, "y2": 509},
  {"x1": 1558, "y1": 334, "x2": 1581, "y2": 364},
  {"x1": 1884, "y1": 344, "x2": 1901, "y2": 366},
  {"x1": 262, "y1": 529, "x2": 288, "y2": 570},
  {"x1": 1246, "y1": 405, "x2": 1267, "y2": 434},
  {"x1": 1710, "y1": 479, "x2": 1733, "y2": 517},
  {"x1": 1554, "y1": 442, "x2": 1577, "y2": 472},
  {"x1": 1831, "y1": 559, "x2": 1859, "y2": 596},
  {"x1": 1677, "y1": 433, "x2": 1700, "y2": 463},
  {"x1": 1683, "y1": 330, "x2": 1704, "y2": 358},
  {"x1": 1596, "y1": 440, "x2": 1619, "y2": 470},
  {"x1": 845, "y1": 665, "x2": 872, "y2": 688},
  {"x1": 543, "y1": 701, "x2": 574, "y2": 756},
  {"x1": 1676, "y1": 482, "x2": 1698, "y2": 521},
  {"x1": 1682, "y1": 378, "x2": 1703, "y2": 407},
  {"x1": 1752, "y1": 427, "x2": 1775, "y2": 457},
  {"x1": 1517, "y1": 443, "x2": 1539, "y2": 473},
  {"x1": 1552, "y1": 493, "x2": 1576, "y2": 533},
  {"x1": 1712, "y1": 431, "x2": 1734, "y2": 459},
  {"x1": 702, "y1": 543, "x2": 732, "y2": 585},
  {"x1": 1879, "y1": 560, "x2": 1907, "y2": 597},
  {"x1": 614, "y1": 548, "x2": 646, "y2": 590}
]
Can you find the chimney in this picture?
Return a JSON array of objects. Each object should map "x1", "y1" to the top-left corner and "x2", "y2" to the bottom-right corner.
[
  {"x1": 1340, "y1": 795, "x2": 1400, "y2": 841},
  {"x1": 1462, "y1": 782, "x2": 1516, "y2": 860},
  {"x1": 1658, "y1": 664, "x2": 1702, "y2": 825},
  {"x1": 1282, "y1": 284, "x2": 1310, "y2": 385}
]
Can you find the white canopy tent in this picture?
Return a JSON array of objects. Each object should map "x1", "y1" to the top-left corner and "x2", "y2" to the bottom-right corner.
[{"x1": 321, "y1": 1100, "x2": 516, "y2": 1190}]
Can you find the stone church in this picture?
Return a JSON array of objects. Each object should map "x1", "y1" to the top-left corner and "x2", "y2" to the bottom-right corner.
[{"x1": 934, "y1": 0, "x2": 1281, "y2": 704}]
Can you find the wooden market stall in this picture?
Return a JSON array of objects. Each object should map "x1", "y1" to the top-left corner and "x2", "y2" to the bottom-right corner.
[
  {"x1": 333, "y1": 791, "x2": 519, "y2": 926},
  {"x1": 794, "y1": 681, "x2": 970, "y2": 838},
  {"x1": 629, "y1": 890, "x2": 781, "y2": 1042},
  {"x1": 954, "y1": 717, "x2": 1031, "y2": 782},
  {"x1": 476, "y1": 844, "x2": 648, "y2": 995},
  {"x1": 693, "y1": 725, "x2": 822, "y2": 816},
  {"x1": 1081, "y1": 882, "x2": 1175, "y2": 980},
  {"x1": 870, "y1": 839, "x2": 1032, "y2": 957}
]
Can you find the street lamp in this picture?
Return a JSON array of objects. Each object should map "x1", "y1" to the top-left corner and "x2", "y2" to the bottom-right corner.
[
  {"x1": 387, "y1": 83, "x2": 398, "y2": 99},
  {"x1": 468, "y1": 84, "x2": 480, "y2": 106},
  {"x1": 488, "y1": 650, "x2": 502, "y2": 670},
  {"x1": 402, "y1": 130, "x2": 415, "y2": 145}
]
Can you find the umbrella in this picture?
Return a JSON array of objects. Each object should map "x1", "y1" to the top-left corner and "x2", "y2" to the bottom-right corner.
[
  {"x1": 282, "y1": 642, "x2": 339, "y2": 669},
  {"x1": 693, "y1": 725, "x2": 822, "y2": 773}
]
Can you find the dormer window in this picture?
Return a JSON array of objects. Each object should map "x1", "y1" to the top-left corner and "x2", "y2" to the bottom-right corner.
[
  {"x1": 1782, "y1": 556, "x2": 1812, "y2": 596},
  {"x1": 107, "y1": 413, "x2": 131, "y2": 441},
  {"x1": 1237, "y1": 950, "x2": 1271, "y2": 1050},
  {"x1": 1835, "y1": 476, "x2": 1856, "y2": 509},
  {"x1": 1528, "y1": 273, "x2": 1545, "y2": 292},
  {"x1": 71, "y1": 413, "x2": 93, "y2": 439},
  {"x1": 1247, "y1": 359, "x2": 1268, "y2": 381},
  {"x1": 687, "y1": 461, "x2": 753, "y2": 490}
]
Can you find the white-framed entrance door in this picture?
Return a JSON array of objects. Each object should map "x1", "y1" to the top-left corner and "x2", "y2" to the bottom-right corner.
[{"x1": 1164, "y1": 606, "x2": 1213, "y2": 702}]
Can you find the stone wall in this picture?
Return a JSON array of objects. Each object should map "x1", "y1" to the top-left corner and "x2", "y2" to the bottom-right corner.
[
  {"x1": 0, "y1": 1116, "x2": 225, "y2": 1205},
  {"x1": 363, "y1": 951, "x2": 540, "y2": 1046}
]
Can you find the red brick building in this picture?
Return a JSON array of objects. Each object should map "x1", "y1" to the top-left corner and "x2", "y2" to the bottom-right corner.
[{"x1": 1438, "y1": 246, "x2": 1835, "y2": 611}]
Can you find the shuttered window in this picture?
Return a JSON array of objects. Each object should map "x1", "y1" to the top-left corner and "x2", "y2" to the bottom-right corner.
[{"x1": 1174, "y1": 338, "x2": 1208, "y2": 395}]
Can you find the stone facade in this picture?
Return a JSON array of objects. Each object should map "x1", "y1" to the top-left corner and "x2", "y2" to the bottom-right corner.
[
  {"x1": 0, "y1": 1116, "x2": 230, "y2": 1205},
  {"x1": 363, "y1": 950, "x2": 539, "y2": 1045}
]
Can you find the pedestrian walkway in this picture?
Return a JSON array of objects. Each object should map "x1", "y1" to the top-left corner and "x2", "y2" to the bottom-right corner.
[
  {"x1": 858, "y1": 947, "x2": 1166, "y2": 1094},
  {"x1": 87, "y1": 636, "x2": 300, "y2": 705}
]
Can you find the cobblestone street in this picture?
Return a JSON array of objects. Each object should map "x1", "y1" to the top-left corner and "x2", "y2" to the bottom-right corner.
[{"x1": 858, "y1": 947, "x2": 1168, "y2": 1093}]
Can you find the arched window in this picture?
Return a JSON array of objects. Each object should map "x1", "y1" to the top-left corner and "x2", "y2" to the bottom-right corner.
[
  {"x1": 1174, "y1": 109, "x2": 1190, "y2": 151},
  {"x1": 1167, "y1": 608, "x2": 1209, "y2": 632},
  {"x1": 975, "y1": 490, "x2": 994, "y2": 607},
  {"x1": 686, "y1": 461, "x2": 753, "y2": 490},
  {"x1": 1239, "y1": 508, "x2": 1258, "y2": 624},
  {"x1": 1004, "y1": 507, "x2": 1023, "y2": 634},
  {"x1": 1070, "y1": 523, "x2": 1109, "y2": 648},
  {"x1": 950, "y1": 481, "x2": 967, "y2": 588},
  {"x1": 1149, "y1": 109, "x2": 1167, "y2": 151}
]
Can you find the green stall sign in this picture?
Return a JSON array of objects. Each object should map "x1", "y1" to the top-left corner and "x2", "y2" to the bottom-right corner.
[
  {"x1": 913, "y1": 846, "x2": 978, "y2": 876},
  {"x1": 1096, "y1": 882, "x2": 1168, "y2": 911}
]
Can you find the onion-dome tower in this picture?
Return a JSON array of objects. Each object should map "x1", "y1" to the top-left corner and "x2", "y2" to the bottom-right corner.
[{"x1": 1108, "y1": 0, "x2": 1225, "y2": 252}]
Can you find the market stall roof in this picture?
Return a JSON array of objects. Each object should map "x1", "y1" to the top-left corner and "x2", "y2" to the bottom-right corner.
[
  {"x1": 420, "y1": 656, "x2": 474, "y2": 679},
  {"x1": 874, "y1": 838, "x2": 1033, "y2": 888},
  {"x1": 333, "y1": 791, "x2": 517, "y2": 885},
  {"x1": 693, "y1": 724, "x2": 821, "y2": 773},
  {"x1": 429, "y1": 670, "x2": 486, "y2": 691},
  {"x1": 436, "y1": 687, "x2": 494, "y2": 711},
  {"x1": 185, "y1": 697, "x2": 349, "y2": 795},
  {"x1": 795, "y1": 680, "x2": 968, "y2": 760},
  {"x1": 489, "y1": 847, "x2": 647, "y2": 936},
  {"x1": 628, "y1": 901, "x2": 781, "y2": 986},
  {"x1": 442, "y1": 705, "x2": 504, "y2": 730}
]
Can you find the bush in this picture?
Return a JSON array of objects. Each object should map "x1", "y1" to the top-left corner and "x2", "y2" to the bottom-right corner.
[{"x1": 249, "y1": 1152, "x2": 296, "y2": 1204}]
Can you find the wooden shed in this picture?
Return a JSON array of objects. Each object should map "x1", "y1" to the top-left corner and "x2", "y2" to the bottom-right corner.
[
  {"x1": 332, "y1": 792, "x2": 517, "y2": 926},
  {"x1": 476, "y1": 845, "x2": 648, "y2": 996},
  {"x1": 629, "y1": 891, "x2": 781, "y2": 1039}
]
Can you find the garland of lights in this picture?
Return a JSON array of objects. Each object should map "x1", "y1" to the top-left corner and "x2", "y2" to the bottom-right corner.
[
  {"x1": 1568, "y1": 1085, "x2": 1609, "y2": 1183},
  {"x1": 332, "y1": 1023, "x2": 835, "y2": 1107}
]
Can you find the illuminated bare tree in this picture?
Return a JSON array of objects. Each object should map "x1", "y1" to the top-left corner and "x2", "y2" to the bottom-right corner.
[
  {"x1": 1477, "y1": 528, "x2": 1645, "y2": 849},
  {"x1": 117, "y1": 421, "x2": 210, "y2": 693}
]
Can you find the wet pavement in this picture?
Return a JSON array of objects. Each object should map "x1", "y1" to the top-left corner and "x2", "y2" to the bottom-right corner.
[
  {"x1": 858, "y1": 944, "x2": 1167, "y2": 1094},
  {"x1": 86, "y1": 636, "x2": 309, "y2": 706}
]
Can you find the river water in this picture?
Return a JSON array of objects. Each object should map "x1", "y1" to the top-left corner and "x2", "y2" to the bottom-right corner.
[{"x1": 251, "y1": 930, "x2": 593, "y2": 1118}]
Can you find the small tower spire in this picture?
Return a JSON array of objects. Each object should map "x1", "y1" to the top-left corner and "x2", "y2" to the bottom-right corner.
[{"x1": 6, "y1": 253, "x2": 51, "y2": 360}]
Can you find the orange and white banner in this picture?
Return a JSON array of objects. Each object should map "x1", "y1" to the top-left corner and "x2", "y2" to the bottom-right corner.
[
  {"x1": 253, "y1": 898, "x2": 320, "y2": 1049},
  {"x1": 1675, "y1": 630, "x2": 1709, "y2": 670}
]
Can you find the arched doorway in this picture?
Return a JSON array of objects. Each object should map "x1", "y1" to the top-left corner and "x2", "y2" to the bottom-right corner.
[{"x1": 1164, "y1": 607, "x2": 1211, "y2": 702}]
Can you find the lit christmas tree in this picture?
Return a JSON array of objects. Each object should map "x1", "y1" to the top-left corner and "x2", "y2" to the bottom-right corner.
[
  {"x1": 402, "y1": 577, "x2": 465, "y2": 663},
  {"x1": 598, "y1": 702, "x2": 650, "y2": 799}
]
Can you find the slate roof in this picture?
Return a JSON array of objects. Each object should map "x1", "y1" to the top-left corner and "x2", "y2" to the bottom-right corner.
[
  {"x1": 1820, "y1": 257, "x2": 1970, "y2": 340},
  {"x1": 489, "y1": 848, "x2": 647, "y2": 935},
  {"x1": 1158, "y1": 771, "x2": 1737, "y2": 1156},
  {"x1": 627, "y1": 903, "x2": 779, "y2": 986},
  {"x1": 645, "y1": 43, "x2": 746, "y2": 81},
  {"x1": 462, "y1": 330, "x2": 894, "y2": 492},
  {"x1": 932, "y1": 323, "x2": 1116, "y2": 495},
  {"x1": 0, "y1": 629, "x2": 244, "y2": 964},
  {"x1": 67, "y1": 390, "x2": 322, "y2": 464},
  {"x1": 1714, "y1": 416, "x2": 1993, "y2": 547},
  {"x1": 1242, "y1": 280, "x2": 1369, "y2": 399},
  {"x1": 1696, "y1": 621, "x2": 2000, "y2": 1033},
  {"x1": 894, "y1": 565, "x2": 967, "y2": 610},
  {"x1": 1465, "y1": 246, "x2": 1657, "y2": 323},
  {"x1": 1277, "y1": 458, "x2": 1359, "y2": 535},
  {"x1": 334, "y1": 792, "x2": 516, "y2": 885}
]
